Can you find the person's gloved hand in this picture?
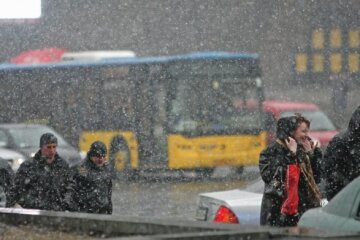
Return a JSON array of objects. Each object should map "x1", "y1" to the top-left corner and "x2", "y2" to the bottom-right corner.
[{"x1": 279, "y1": 213, "x2": 299, "y2": 227}]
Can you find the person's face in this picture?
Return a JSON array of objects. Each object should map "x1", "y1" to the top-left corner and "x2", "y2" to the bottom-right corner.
[
  {"x1": 292, "y1": 122, "x2": 309, "y2": 145},
  {"x1": 41, "y1": 143, "x2": 57, "y2": 163},
  {"x1": 90, "y1": 154, "x2": 106, "y2": 167}
]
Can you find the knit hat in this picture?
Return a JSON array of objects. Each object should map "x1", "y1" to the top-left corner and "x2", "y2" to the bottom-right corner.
[
  {"x1": 39, "y1": 133, "x2": 58, "y2": 147},
  {"x1": 88, "y1": 141, "x2": 107, "y2": 157}
]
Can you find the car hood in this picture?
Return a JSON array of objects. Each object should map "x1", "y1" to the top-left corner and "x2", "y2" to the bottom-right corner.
[
  {"x1": 200, "y1": 189, "x2": 262, "y2": 206},
  {"x1": 0, "y1": 148, "x2": 26, "y2": 160}
]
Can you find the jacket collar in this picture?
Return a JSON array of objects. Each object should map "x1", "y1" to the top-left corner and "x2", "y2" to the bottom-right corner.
[{"x1": 33, "y1": 150, "x2": 61, "y2": 166}]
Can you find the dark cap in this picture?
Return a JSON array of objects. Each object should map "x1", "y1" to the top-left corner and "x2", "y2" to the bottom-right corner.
[
  {"x1": 88, "y1": 141, "x2": 107, "y2": 157},
  {"x1": 39, "y1": 133, "x2": 58, "y2": 148}
]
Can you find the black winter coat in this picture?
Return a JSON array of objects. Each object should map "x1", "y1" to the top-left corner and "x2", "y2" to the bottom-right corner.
[
  {"x1": 0, "y1": 160, "x2": 14, "y2": 206},
  {"x1": 6, "y1": 151, "x2": 71, "y2": 211},
  {"x1": 323, "y1": 106, "x2": 360, "y2": 200},
  {"x1": 68, "y1": 156, "x2": 113, "y2": 214},
  {"x1": 259, "y1": 140, "x2": 322, "y2": 226}
]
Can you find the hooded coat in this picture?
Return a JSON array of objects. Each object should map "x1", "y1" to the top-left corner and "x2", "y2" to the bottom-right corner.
[
  {"x1": 259, "y1": 141, "x2": 322, "y2": 226},
  {"x1": 259, "y1": 116, "x2": 322, "y2": 227},
  {"x1": 6, "y1": 150, "x2": 71, "y2": 211},
  {"x1": 323, "y1": 106, "x2": 360, "y2": 200},
  {"x1": 68, "y1": 155, "x2": 113, "y2": 214},
  {"x1": 0, "y1": 160, "x2": 14, "y2": 206}
]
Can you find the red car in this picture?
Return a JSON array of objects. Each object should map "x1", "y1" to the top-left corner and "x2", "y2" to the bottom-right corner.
[{"x1": 262, "y1": 100, "x2": 338, "y2": 149}]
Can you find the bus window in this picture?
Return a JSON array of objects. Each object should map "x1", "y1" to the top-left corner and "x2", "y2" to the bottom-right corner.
[
  {"x1": 0, "y1": 51, "x2": 266, "y2": 177},
  {"x1": 167, "y1": 60, "x2": 263, "y2": 136}
]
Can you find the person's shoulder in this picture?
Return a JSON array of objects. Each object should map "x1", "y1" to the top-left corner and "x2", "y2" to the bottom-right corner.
[
  {"x1": 328, "y1": 130, "x2": 348, "y2": 146},
  {"x1": 324, "y1": 130, "x2": 349, "y2": 157},
  {"x1": 262, "y1": 140, "x2": 283, "y2": 153},
  {"x1": 16, "y1": 159, "x2": 35, "y2": 173},
  {"x1": 103, "y1": 161, "x2": 113, "y2": 171},
  {"x1": 71, "y1": 161, "x2": 89, "y2": 175},
  {"x1": 21, "y1": 158, "x2": 36, "y2": 167}
]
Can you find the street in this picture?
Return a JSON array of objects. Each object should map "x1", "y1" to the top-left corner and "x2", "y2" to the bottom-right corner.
[{"x1": 111, "y1": 166, "x2": 260, "y2": 221}]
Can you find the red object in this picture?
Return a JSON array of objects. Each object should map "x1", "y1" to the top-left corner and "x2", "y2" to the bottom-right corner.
[
  {"x1": 281, "y1": 164, "x2": 300, "y2": 215},
  {"x1": 10, "y1": 48, "x2": 67, "y2": 64},
  {"x1": 214, "y1": 205, "x2": 239, "y2": 224},
  {"x1": 261, "y1": 100, "x2": 339, "y2": 149}
]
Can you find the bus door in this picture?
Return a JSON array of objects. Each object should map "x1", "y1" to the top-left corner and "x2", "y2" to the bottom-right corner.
[
  {"x1": 131, "y1": 63, "x2": 177, "y2": 172},
  {"x1": 131, "y1": 64, "x2": 169, "y2": 171}
]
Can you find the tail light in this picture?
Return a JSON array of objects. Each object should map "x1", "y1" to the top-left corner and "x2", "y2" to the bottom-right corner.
[{"x1": 213, "y1": 205, "x2": 239, "y2": 224}]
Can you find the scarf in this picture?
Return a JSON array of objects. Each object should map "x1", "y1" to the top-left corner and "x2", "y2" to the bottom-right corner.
[{"x1": 276, "y1": 139, "x2": 322, "y2": 205}]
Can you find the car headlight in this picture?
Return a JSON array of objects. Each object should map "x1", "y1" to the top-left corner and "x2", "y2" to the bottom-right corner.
[
  {"x1": 79, "y1": 151, "x2": 87, "y2": 160},
  {"x1": 11, "y1": 158, "x2": 25, "y2": 172}
]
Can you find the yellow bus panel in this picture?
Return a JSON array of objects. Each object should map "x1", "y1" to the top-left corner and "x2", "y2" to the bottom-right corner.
[
  {"x1": 79, "y1": 130, "x2": 139, "y2": 169},
  {"x1": 167, "y1": 132, "x2": 267, "y2": 170}
]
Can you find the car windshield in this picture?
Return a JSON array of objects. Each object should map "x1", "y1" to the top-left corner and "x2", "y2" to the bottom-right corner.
[
  {"x1": 280, "y1": 110, "x2": 337, "y2": 131},
  {"x1": 7, "y1": 126, "x2": 69, "y2": 148}
]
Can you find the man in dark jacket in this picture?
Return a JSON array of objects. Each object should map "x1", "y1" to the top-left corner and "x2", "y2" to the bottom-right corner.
[
  {"x1": 68, "y1": 141, "x2": 112, "y2": 214},
  {"x1": 6, "y1": 133, "x2": 71, "y2": 211},
  {"x1": 0, "y1": 159, "x2": 14, "y2": 207},
  {"x1": 323, "y1": 105, "x2": 360, "y2": 200}
]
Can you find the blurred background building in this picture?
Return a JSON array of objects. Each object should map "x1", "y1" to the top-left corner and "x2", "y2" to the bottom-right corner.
[{"x1": 0, "y1": 0, "x2": 359, "y2": 128}]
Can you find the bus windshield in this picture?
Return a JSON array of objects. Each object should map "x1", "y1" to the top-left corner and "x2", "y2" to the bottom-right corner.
[{"x1": 167, "y1": 60, "x2": 263, "y2": 136}]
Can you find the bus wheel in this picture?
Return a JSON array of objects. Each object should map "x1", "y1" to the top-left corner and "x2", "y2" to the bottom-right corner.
[
  {"x1": 236, "y1": 166, "x2": 244, "y2": 176},
  {"x1": 195, "y1": 168, "x2": 214, "y2": 179},
  {"x1": 110, "y1": 138, "x2": 134, "y2": 180}
]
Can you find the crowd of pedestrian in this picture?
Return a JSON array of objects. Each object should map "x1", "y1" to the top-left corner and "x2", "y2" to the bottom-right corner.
[
  {"x1": 4, "y1": 133, "x2": 113, "y2": 214},
  {"x1": 2, "y1": 104, "x2": 360, "y2": 226},
  {"x1": 259, "y1": 105, "x2": 360, "y2": 227}
]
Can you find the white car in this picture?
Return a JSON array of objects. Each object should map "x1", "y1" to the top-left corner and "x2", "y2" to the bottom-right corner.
[
  {"x1": 195, "y1": 177, "x2": 263, "y2": 225},
  {"x1": 299, "y1": 175, "x2": 360, "y2": 233},
  {"x1": 195, "y1": 177, "x2": 327, "y2": 225},
  {"x1": 0, "y1": 147, "x2": 26, "y2": 172},
  {"x1": 0, "y1": 124, "x2": 82, "y2": 168}
]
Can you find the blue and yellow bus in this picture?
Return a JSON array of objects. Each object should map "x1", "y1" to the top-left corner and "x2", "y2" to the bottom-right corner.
[{"x1": 0, "y1": 51, "x2": 266, "y2": 178}]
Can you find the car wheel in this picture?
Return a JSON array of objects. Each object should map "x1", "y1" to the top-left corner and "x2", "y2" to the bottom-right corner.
[
  {"x1": 195, "y1": 168, "x2": 214, "y2": 179},
  {"x1": 236, "y1": 166, "x2": 244, "y2": 175}
]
